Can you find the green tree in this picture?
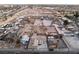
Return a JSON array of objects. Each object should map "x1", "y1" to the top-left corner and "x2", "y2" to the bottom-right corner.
[
  {"x1": 3, "y1": 13, "x2": 7, "y2": 20},
  {"x1": 73, "y1": 11, "x2": 79, "y2": 26},
  {"x1": 63, "y1": 20, "x2": 69, "y2": 26}
]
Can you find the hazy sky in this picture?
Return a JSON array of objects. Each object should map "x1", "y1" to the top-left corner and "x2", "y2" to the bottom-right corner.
[{"x1": 0, "y1": 0, "x2": 79, "y2": 4}]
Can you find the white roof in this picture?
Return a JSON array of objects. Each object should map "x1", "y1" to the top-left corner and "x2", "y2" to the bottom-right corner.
[
  {"x1": 34, "y1": 20, "x2": 42, "y2": 26},
  {"x1": 43, "y1": 20, "x2": 52, "y2": 26},
  {"x1": 18, "y1": 16, "x2": 25, "y2": 19},
  {"x1": 21, "y1": 35, "x2": 29, "y2": 41}
]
